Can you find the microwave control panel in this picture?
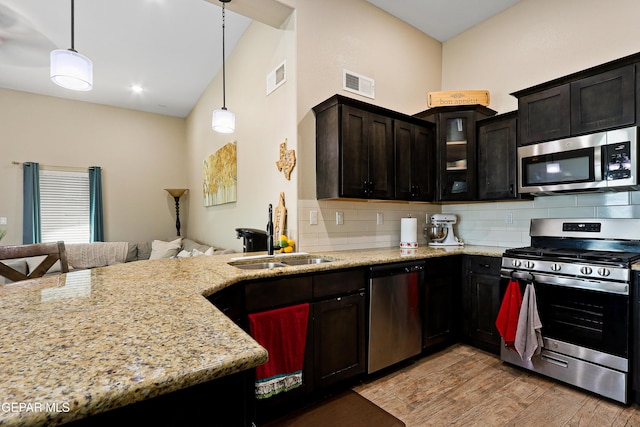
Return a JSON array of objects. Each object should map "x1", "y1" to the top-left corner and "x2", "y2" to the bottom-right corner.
[{"x1": 604, "y1": 141, "x2": 632, "y2": 181}]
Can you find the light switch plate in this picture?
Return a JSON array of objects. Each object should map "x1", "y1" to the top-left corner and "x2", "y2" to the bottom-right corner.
[
  {"x1": 376, "y1": 212, "x2": 383, "y2": 225},
  {"x1": 0, "y1": 217, "x2": 6, "y2": 225},
  {"x1": 310, "y1": 210, "x2": 318, "y2": 225},
  {"x1": 336, "y1": 211, "x2": 344, "y2": 225}
]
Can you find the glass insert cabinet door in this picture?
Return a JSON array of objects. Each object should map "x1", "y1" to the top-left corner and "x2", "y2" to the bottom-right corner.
[
  {"x1": 413, "y1": 105, "x2": 497, "y2": 202},
  {"x1": 444, "y1": 117, "x2": 469, "y2": 196},
  {"x1": 446, "y1": 118, "x2": 468, "y2": 171}
]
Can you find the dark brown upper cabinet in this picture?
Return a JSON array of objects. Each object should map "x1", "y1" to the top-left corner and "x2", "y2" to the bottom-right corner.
[
  {"x1": 476, "y1": 111, "x2": 521, "y2": 201},
  {"x1": 570, "y1": 65, "x2": 635, "y2": 134},
  {"x1": 394, "y1": 119, "x2": 434, "y2": 201},
  {"x1": 517, "y1": 85, "x2": 570, "y2": 146},
  {"x1": 313, "y1": 94, "x2": 434, "y2": 201},
  {"x1": 415, "y1": 105, "x2": 496, "y2": 202},
  {"x1": 513, "y1": 53, "x2": 639, "y2": 146}
]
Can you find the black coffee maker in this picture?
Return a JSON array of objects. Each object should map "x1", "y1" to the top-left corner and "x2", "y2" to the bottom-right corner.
[{"x1": 235, "y1": 228, "x2": 268, "y2": 253}]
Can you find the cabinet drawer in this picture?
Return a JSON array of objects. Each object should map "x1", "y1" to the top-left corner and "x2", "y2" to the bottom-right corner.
[
  {"x1": 245, "y1": 276, "x2": 313, "y2": 312},
  {"x1": 313, "y1": 269, "x2": 366, "y2": 299},
  {"x1": 465, "y1": 255, "x2": 501, "y2": 275}
]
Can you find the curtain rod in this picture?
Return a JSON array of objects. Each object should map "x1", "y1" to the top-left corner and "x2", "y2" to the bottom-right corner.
[{"x1": 11, "y1": 161, "x2": 92, "y2": 173}]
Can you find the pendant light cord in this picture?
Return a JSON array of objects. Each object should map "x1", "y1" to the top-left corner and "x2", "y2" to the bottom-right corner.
[
  {"x1": 70, "y1": 0, "x2": 75, "y2": 52},
  {"x1": 221, "y1": 2, "x2": 227, "y2": 109}
]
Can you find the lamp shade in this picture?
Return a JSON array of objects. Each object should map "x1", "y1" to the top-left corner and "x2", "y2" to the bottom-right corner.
[
  {"x1": 50, "y1": 49, "x2": 93, "y2": 91},
  {"x1": 165, "y1": 188, "x2": 188, "y2": 198},
  {"x1": 212, "y1": 108, "x2": 235, "y2": 133}
]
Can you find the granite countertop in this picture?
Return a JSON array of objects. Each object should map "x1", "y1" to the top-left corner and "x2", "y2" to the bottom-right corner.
[{"x1": 0, "y1": 245, "x2": 506, "y2": 426}]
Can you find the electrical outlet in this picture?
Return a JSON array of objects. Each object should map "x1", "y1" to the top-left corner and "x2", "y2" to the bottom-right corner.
[
  {"x1": 310, "y1": 210, "x2": 318, "y2": 225},
  {"x1": 0, "y1": 217, "x2": 6, "y2": 225},
  {"x1": 376, "y1": 212, "x2": 383, "y2": 225},
  {"x1": 505, "y1": 212, "x2": 513, "y2": 224},
  {"x1": 336, "y1": 211, "x2": 344, "y2": 225}
]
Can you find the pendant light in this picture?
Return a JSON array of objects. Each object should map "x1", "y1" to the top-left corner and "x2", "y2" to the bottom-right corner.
[
  {"x1": 212, "y1": 0, "x2": 235, "y2": 133},
  {"x1": 50, "y1": 0, "x2": 93, "y2": 91}
]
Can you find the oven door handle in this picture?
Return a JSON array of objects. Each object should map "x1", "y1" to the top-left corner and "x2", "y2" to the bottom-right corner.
[{"x1": 500, "y1": 269, "x2": 629, "y2": 295}]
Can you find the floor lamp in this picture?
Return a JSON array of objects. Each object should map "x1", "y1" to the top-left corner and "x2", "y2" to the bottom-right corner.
[{"x1": 165, "y1": 189, "x2": 188, "y2": 236}]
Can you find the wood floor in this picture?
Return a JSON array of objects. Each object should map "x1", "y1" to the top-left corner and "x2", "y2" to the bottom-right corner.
[{"x1": 353, "y1": 344, "x2": 640, "y2": 427}]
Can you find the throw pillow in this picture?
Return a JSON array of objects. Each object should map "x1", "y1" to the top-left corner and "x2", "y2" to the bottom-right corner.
[
  {"x1": 176, "y1": 250, "x2": 192, "y2": 258},
  {"x1": 149, "y1": 238, "x2": 182, "y2": 260},
  {"x1": 25, "y1": 256, "x2": 61, "y2": 274}
]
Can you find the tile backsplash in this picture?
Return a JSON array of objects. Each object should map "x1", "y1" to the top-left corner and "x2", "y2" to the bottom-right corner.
[
  {"x1": 299, "y1": 192, "x2": 640, "y2": 252},
  {"x1": 298, "y1": 199, "x2": 441, "y2": 252},
  {"x1": 444, "y1": 191, "x2": 640, "y2": 248}
]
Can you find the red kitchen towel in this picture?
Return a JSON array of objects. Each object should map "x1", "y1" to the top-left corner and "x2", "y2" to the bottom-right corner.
[
  {"x1": 248, "y1": 303, "x2": 310, "y2": 399},
  {"x1": 495, "y1": 279, "x2": 523, "y2": 348}
]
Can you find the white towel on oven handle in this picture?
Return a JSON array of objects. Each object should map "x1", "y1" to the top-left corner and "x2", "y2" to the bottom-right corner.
[{"x1": 514, "y1": 282, "x2": 544, "y2": 361}]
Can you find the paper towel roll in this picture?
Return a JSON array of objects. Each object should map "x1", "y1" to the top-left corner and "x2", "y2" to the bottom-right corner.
[{"x1": 400, "y1": 217, "x2": 418, "y2": 247}]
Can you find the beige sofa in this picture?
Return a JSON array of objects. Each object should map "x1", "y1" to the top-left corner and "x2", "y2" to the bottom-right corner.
[{"x1": 2, "y1": 238, "x2": 234, "y2": 284}]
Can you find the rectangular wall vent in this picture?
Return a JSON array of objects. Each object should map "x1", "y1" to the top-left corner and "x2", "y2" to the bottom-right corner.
[
  {"x1": 266, "y1": 60, "x2": 287, "y2": 95},
  {"x1": 343, "y1": 69, "x2": 375, "y2": 99}
]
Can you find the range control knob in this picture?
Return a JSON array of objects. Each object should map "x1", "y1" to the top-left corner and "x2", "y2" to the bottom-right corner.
[
  {"x1": 512, "y1": 259, "x2": 522, "y2": 267},
  {"x1": 597, "y1": 267, "x2": 611, "y2": 277},
  {"x1": 580, "y1": 266, "x2": 593, "y2": 275},
  {"x1": 550, "y1": 263, "x2": 561, "y2": 272},
  {"x1": 524, "y1": 261, "x2": 535, "y2": 269}
]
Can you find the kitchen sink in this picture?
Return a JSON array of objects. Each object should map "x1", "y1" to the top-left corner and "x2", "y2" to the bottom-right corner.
[
  {"x1": 281, "y1": 257, "x2": 333, "y2": 266},
  {"x1": 230, "y1": 261, "x2": 289, "y2": 270},
  {"x1": 228, "y1": 255, "x2": 336, "y2": 270}
]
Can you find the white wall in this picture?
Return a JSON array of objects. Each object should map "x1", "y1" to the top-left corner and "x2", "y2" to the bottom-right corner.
[
  {"x1": 441, "y1": 0, "x2": 640, "y2": 247},
  {"x1": 185, "y1": 15, "x2": 298, "y2": 252},
  {"x1": 290, "y1": 0, "x2": 444, "y2": 252},
  {"x1": 0, "y1": 88, "x2": 187, "y2": 245},
  {"x1": 442, "y1": 0, "x2": 640, "y2": 115}
]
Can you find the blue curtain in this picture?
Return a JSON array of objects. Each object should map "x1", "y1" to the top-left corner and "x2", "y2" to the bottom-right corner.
[
  {"x1": 89, "y1": 166, "x2": 104, "y2": 242},
  {"x1": 22, "y1": 162, "x2": 41, "y2": 244}
]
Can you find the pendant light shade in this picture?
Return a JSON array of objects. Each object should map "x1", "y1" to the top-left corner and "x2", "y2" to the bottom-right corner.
[
  {"x1": 50, "y1": 0, "x2": 93, "y2": 91},
  {"x1": 212, "y1": 0, "x2": 235, "y2": 133},
  {"x1": 50, "y1": 49, "x2": 93, "y2": 91},
  {"x1": 212, "y1": 107, "x2": 235, "y2": 133}
]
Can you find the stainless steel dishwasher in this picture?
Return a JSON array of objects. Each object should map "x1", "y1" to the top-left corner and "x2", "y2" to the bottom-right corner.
[{"x1": 368, "y1": 261, "x2": 424, "y2": 374}]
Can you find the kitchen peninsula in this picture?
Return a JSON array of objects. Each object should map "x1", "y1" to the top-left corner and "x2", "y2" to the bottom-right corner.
[{"x1": 0, "y1": 245, "x2": 504, "y2": 426}]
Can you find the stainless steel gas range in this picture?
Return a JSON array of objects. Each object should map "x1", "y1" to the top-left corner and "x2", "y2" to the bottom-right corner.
[{"x1": 500, "y1": 218, "x2": 640, "y2": 403}]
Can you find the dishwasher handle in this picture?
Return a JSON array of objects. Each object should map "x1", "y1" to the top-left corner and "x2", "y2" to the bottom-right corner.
[{"x1": 369, "y1": 261, "x2": 425, "y2": 278}]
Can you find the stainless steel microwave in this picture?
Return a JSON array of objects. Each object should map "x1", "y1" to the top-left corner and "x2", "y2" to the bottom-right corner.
[{"x1": 518, "y1": 126, "x2": 639, "y2": 195}]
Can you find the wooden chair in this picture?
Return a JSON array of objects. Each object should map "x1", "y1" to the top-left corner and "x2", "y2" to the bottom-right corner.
[{"x1": 0, "y1": 241, "x2": 69, "y2": 282}]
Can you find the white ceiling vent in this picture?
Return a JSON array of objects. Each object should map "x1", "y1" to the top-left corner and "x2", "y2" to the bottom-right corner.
[
  {"x1": 266, "y1": 60, "x2": 287, "y2": 95},
  {"x1": 343, "y1": 69, "x2": 375, "y2": 99}
]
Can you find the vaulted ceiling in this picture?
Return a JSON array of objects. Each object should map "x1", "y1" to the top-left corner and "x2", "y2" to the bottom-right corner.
[{"x1": 0, "y1": 0, "x2": 519, "y2": 117}]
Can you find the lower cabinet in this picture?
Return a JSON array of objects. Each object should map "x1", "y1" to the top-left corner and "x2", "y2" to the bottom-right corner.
[
  {"x1": 209, "y1": 256, "x2": 508, "y2": 423},
  {"x1": 313, "y1": 292, "x2": 366, "y2": 389},
  {"x1": 423, "y1": 256, "x2": 462, "y2": 351},
  {"x1": 210, "y1": 268, "x2": 366, "y2": 424},
  {"x1": 462, "y1": 255, "x2": 502, "y2": 354}
]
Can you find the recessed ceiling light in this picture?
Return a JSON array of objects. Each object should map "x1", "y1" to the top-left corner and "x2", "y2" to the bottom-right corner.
[{"x1": 131, "y1": 84, "x2": 143, "y2": 94}]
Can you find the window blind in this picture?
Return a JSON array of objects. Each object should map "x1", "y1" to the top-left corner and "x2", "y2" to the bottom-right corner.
[{"x1": 40, "y1": 169, "x2": 90, "y2": 244}]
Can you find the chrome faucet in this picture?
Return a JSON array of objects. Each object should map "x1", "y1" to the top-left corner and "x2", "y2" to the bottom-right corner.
[{"x1": 266, "y1": 204, "x2": 280, "y2": 255}]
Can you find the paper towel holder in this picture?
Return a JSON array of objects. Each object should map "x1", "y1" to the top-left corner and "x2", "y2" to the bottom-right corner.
[{"x1": 400, "y1": 216, "x2": 418, "y2": 248}]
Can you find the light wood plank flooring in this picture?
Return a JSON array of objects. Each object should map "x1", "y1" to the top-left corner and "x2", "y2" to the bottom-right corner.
[{"x1": 353, "y1": 344, "x2": 640, "y2": 427}]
